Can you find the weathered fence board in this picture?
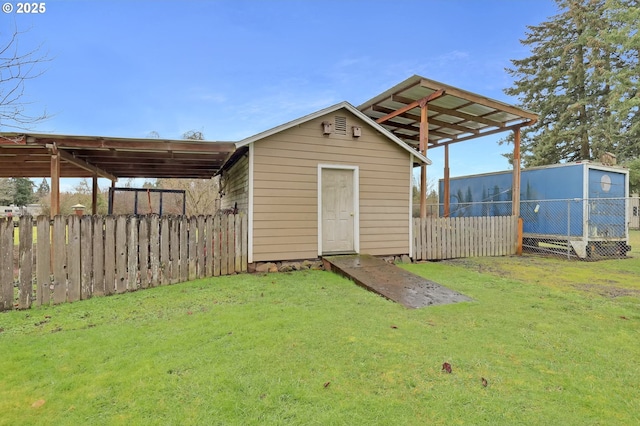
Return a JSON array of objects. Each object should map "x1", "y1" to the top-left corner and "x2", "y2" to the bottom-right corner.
[
  {"x1": 188, "y1": 216, "x2": 197, "y2": 281},
  {"x1": 150, "y1": 215, "x2": 160, "y2": 287},
  {"x1": 213, "y1": 215, "x2": 221, "y2": 277},
  {"x1": 197, "y1": 216, "x2": 205, "y2": 279},
  {"x1": 169, "y1": 217, "x2": 179, "y2": 284},
  {"x1": 104, "y1": 216, "x2": 116, "y2": 295},
  {"x1": 36, "y1": 216, "x2": 51, "y2": 305},
  {"x1": 0, "y1": 213, "x2": 247, "y2": 312},
  {"x1": 115, "y1": 216, "x2": 128, "y2": 294},
  {"x1": 139, "y1": 216, "x2": 150, "y2": 289},
  {"x1": 160, "y1": 216, "x2": 170, "y2": 285},
  {"x1": 127, "y1": 216, "x2": 138, "y2": 291},
  {"x1": 227, "y1": 215, "x2": 234, "y2": 274},
  {"x1": 0, "y1": 219, "x2": 12, "y2": 311},
  {"x1": 205, "y1": 216, "x2": 213, "y2": 277},
  {"x1": 220, "y1": 215, "x2": 228, "y2": 276},
  {"x1": 67, "y1": 215, "x2": 81, "y2": 303},
  {"x1": 413, "y1": 215, "x2": 518, "y2": 261},
  {"x1": 179, "y1": 217, "x2": 188, "y2": 283},
  {"x1": 52, "y1": 216, "x2": 67, "y2": 304},
  {"x1": 18, "y1": 216, "x2": 33, "y2": 309},
  {"x1": 80, "y1": 216, "x2": 93, "y2": 300},
  {"x1": 93, "y1": 216, "x2": 105, "y2": 297}
]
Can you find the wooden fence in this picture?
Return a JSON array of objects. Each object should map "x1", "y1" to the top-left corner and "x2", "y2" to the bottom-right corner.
[
  {"x1": 413, "y1": 215, "x2": 518, "y2": 260},
  {"x1": 0, "y1": 213, "x2": 247, "y2": 311}
]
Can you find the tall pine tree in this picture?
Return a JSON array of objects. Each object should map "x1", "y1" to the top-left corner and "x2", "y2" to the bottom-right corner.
[
  {"x1": 504, "y1": 0, "x2": 638, "y2": 166},
  {"x1": 601, "y1": 0, "x2": 640, "y2": 159}
]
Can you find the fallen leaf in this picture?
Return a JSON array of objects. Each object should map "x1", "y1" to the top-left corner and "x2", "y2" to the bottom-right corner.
[
  {"x1": 481, "y1": 377, "x2": 488, "y2": 387},
  {"x1": 390, "y1": 325, "x2": 398, "y2": 329},
  {"x1": 620, "y1": 316, "x2": 628, "y2": 320},
  {"x1": 187, "y1": 311, "x2": 193, "y2": 315},
  {"x1": 324, "y1": 381, "x2": 331, "y2": 388},
  {"x1": 442, "y1": 362, "x2": 452, "y2": 374},
  {"x1": 31, "y1": 399, "x2": 45, "y2": 408}
]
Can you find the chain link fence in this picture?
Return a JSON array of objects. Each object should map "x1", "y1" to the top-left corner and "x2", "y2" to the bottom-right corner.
[
  {"x1": 520, "y1": 198, "x2": 630, "y2": 259},
  {"x1": 426, "y1": 197, "x2": 635, "y2": 259}
]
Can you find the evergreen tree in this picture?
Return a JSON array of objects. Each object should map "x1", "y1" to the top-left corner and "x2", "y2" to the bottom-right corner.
[
  {"x1": 12, "y1": 177, "x2": 34, "y2": 206},
  {"x1": 503, "y1": 0, "x2": 638, "y2": 166},
  {"x1": 627, "y1": 158, "x2": 640, "y2": 194},
  {"x1": 600, "y1": 0, "x2": 640, "y2": 159},
  {"x1": 36, "y1": 178, "x2": 50, "y2": 198},
  {"x1": 0, "y1": 178, "x2": 14, "y2": 205}
]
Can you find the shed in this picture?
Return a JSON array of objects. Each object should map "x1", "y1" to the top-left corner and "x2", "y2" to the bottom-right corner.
[{"x1": 217, "y1": 101, "x2": 430, "y2": 263}]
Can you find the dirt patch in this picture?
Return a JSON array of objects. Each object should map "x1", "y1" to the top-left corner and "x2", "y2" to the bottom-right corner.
[{"x1": 574, "y1": 284, "x2": 640, "y2": 298}]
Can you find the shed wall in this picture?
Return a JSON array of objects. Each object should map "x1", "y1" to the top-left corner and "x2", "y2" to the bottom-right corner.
[
  {"x1": 252, "y1": 109, "x2": 411, "y2": 262},
  {"x1": 220, "y1": 153, "x2": 249, "y2": 212}
]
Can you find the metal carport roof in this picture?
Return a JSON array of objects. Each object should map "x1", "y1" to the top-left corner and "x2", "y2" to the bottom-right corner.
[{"x1": 358, "y1": 75, "x2": 537, "y2": 147}]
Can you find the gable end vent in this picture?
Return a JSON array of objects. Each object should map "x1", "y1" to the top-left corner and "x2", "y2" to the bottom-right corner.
[{"x1": 334, "y1": 116, "x2": 347, "y2": 135}]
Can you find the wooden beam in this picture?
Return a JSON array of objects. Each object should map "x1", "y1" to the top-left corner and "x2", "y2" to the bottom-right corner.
[
  {"x1": 392, "y1": 94, "x2": 503, "y2": 128},
  {"x1": 436, "y1": 121, "x2": 536, "y2": 147},
  {"x1": 376, "y1": 90, "x2": 444, "y2": 125},
  {"x1": 374, "y1": 103, "x2": 479, "y2": 135},
  {"x1": 52, "y1": 147, "x2": 117, "y2": 181},
  {"x1": 380, "y1": 120, "x2": 461, "y2": 141},
  {"x1": 37, "y1": 137, "x2": 236, "y2": 153}
]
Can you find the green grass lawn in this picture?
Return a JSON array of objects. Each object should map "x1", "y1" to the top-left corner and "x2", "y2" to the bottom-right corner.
[{"x1": 1, "y1": 235, "x2": 639, "y2": 425}]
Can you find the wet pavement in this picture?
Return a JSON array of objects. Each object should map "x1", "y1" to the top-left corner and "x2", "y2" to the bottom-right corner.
[{"x1": 324, "y1": 254, "x2": 472, "y2": 309}]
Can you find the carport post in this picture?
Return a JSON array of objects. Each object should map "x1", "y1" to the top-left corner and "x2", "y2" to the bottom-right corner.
[
  {"x1": 92, "y1": 175, "x2": 98, "y2": 215},
  {"x1": 50, "y1": 145, "x2": 60, "y2": 218},
  {"x1": 512, "y1": 127, "x2": 521, "y2": 218},
  {"x1": 444, "y1": 144, "x2": 450, "y2": 217},
  {"x1": 419, "y1": 101, "x2": 428, "y2": 218}
]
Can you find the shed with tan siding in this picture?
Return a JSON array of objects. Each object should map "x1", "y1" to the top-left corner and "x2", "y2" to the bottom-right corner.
[{"x1": 218, "y1": 102, "x2": 430, "y2": 263}]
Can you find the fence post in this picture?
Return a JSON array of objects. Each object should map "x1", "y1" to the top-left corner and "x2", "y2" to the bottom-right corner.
[
  {"x1": 516, "y1": 217, "x2": 523, "y2": 255},
  {"x1": 567, "y1": 200, "x2": 571, "y2": 260}
]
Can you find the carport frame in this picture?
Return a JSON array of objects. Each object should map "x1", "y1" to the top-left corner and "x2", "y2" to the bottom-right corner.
[
  {"x1": 358, "y1": 75, "x2": 537, "y2": 219},
  {"x1": 0, "y1": 133, "x2": 236, "y2": 217}
]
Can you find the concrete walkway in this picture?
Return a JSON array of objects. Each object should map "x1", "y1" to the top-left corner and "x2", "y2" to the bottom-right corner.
[{"x1": 323, "y1": 254, "x2": 472, "y2": 309}]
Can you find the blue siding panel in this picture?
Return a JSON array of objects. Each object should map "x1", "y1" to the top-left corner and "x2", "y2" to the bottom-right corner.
[{"x1": 439, "y1": 163, "x2": 628, "y2": 240}]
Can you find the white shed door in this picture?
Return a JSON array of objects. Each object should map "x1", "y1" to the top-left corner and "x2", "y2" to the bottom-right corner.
[{"x1": 322, "y1": 168, "x2": 355, "y2": 253}]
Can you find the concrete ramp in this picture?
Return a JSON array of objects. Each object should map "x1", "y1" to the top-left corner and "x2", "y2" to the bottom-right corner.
[{"x1": 323, "y1": 254, "x2": 472, "y2": 309}]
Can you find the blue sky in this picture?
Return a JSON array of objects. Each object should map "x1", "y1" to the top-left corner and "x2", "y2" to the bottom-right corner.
[{"x1": 1, "y1": 0, "x2": 560, "y2": 191}]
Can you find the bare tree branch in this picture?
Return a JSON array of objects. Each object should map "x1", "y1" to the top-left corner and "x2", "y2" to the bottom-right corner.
[{"x1": 0, "y1": 23, "x2": 51, "y2": 130}]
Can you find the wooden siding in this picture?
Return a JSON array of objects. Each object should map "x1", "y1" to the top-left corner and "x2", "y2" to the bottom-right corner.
[
  {"x1": 252, "y1": 108, "x2": 411, "y2": 262},
  {"x1": 220, "y1": 153, "x2": 249, "y2": 212}
]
